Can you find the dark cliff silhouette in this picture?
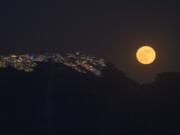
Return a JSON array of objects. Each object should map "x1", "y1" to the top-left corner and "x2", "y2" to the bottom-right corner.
[{"x1": 0, "y1": 62, "x2": 180, "y2": 135}]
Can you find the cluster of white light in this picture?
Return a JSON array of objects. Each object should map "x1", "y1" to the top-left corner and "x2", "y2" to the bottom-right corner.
[{"x1": 0, "y1": 53, "x2": 106, "y2": 76}]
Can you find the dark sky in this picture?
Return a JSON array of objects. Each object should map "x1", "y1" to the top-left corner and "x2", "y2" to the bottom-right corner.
[{"x1": 1, "y1": 0, "x2": 180, "y2": 82}]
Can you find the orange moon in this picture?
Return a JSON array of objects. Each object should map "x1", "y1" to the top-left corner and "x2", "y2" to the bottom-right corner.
[{"x1": 136, "y1": 46, "x2": 156, "y2": 65}]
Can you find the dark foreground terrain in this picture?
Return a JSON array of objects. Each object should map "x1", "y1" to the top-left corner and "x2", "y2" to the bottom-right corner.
[{"x1": 0, "y1": 62, "x2": 180, "y2": 135}]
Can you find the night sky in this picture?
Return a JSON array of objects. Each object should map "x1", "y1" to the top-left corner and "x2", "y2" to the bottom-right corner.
[{"x1": 1, "y1": 0, "x2": 180, "y2": 82}]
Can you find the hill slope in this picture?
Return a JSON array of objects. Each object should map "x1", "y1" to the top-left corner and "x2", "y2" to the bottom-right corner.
[{"x1": 0, "y1": 54, "x2": 180, "y2": 135}]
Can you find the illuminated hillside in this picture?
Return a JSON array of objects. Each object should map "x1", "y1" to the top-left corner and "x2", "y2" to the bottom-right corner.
[{"x1": 0, "y1": 52, "x2": 106, "y2": 76}]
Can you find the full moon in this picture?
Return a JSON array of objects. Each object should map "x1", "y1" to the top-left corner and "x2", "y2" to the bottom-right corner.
[{"x1": 136, "y1": 46, "x2": 156, "y2": 65}]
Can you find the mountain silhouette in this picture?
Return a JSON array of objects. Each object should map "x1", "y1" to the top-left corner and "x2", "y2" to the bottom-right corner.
[{"x1": 0, "y1": 61, "x2": 180, "y2": 135}]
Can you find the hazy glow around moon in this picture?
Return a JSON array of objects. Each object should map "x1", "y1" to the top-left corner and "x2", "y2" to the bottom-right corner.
[{"x1": 136, "y1": 46, "x2": 156, "y2": 65}]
